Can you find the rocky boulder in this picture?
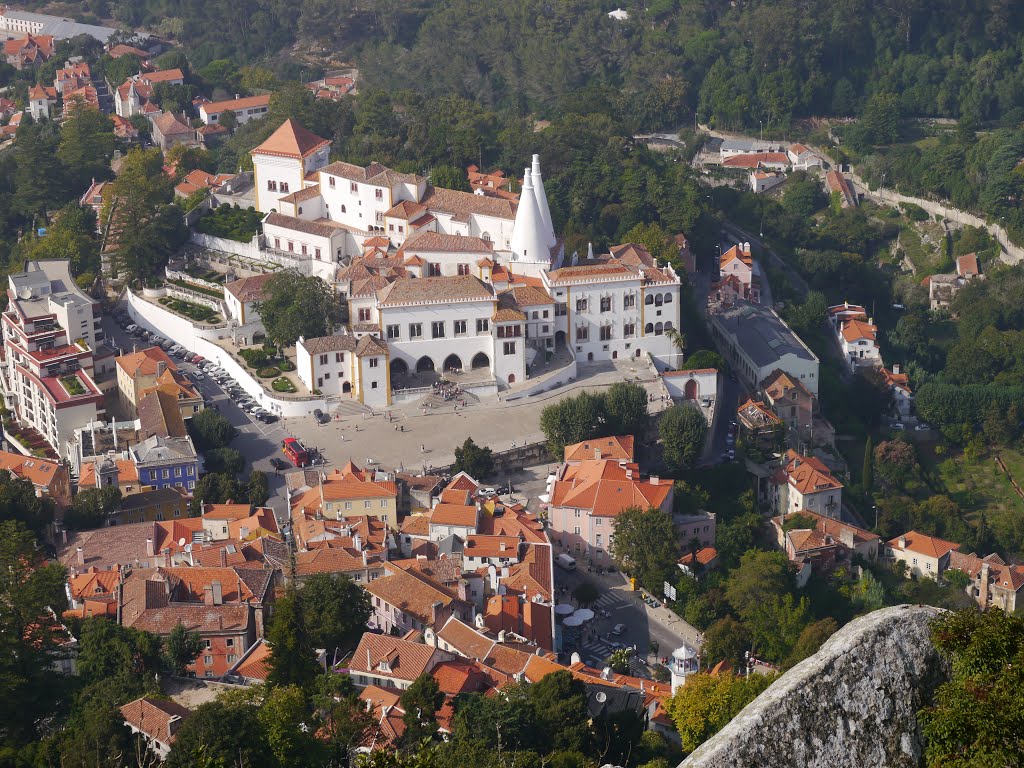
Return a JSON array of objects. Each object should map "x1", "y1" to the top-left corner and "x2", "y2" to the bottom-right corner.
[{"x1": 679, "y1": 604, "x2": 947, "y2": 768}]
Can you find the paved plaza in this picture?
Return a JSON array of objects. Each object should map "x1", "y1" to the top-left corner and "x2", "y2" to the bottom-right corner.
[{"x1": 283, "y1": 361, "x2": 672, "y2": 474}]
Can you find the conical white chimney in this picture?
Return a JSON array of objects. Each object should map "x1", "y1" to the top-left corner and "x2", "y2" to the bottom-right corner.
[
  {"x1": 531, "y1": 154, "x2": 556, "y2": 248},
  {"x1": 510, "y1": 167, "x2": 550, "y2": 266}
]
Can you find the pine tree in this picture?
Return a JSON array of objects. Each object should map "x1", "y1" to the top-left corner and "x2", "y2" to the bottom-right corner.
[
  {"x1": 862, "y1": 437, "x2": 874, "y2": 493},
  {"x1": 265, "y1": 589, "x2": 321, "y2": 689}
]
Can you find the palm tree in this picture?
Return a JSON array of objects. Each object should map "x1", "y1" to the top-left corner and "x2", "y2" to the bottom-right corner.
[{"x1": 665, "y1": 327, "x2": 687, "y2": 367}]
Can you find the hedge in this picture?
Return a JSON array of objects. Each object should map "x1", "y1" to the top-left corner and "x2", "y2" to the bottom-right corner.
[
  {"x1": 257, "y1": 366, "x2": 281, "y2": 378},
  {"x1": 272, "y1": 377, "x2": 297, "y2": 393},
  {"x1": 278, "y1": 360, "x2": 296, "y2": 372}
]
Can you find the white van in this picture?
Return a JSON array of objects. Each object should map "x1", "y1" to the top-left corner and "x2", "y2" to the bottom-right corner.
[{"x1": 555, "y1": 553, "x2": 577, "y2": 571}]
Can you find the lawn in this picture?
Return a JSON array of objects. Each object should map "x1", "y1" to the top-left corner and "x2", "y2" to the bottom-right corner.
[
  {"x1": 159, "y1": 296, "x2": 220, "y2": 324},
  {"x1": 60, "y1": 375, "x2": 85, "y2": 396},
  {"x1": 195, "y1": 204, "x2": 262, "y2": 243},
  {"x1": 928, "y1": 446, "x2": 1024, "y2": 554}
]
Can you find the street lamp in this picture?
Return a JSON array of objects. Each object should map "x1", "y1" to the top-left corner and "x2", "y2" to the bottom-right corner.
[{"x1": 873, "y1": 505, "x2": 879, "y2": 530}]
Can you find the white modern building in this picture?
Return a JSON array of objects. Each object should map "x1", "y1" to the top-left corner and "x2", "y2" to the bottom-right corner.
[
  {"x1": 0, "y1": 7, "x2": 115, "y2": 42},
  {"x1": 198, "y1": 94, "x2": 270, "y2": 126},
  {"x1": 0, "y1": 261, "x2": 106, "y2": 460}
]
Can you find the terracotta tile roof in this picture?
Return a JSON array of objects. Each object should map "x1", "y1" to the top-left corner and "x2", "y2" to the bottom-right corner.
[
  {"x1": 233, "y1": 639, "x2": 272, "y2": 681},
  {"x1": 364, "y1": 569, "x2": 460, "y2": 626},
  {"x1": 564, "y1": 435, "x2": 634, "y2": 462},
  {"x1": 141, "y1": 69, "x2": 184, "y2": 84},
  {"x1": 120, "y1": 698, "x2": 191, "y2": 745},
  {"x1": 69, "y1": 568, "x2": 121, "y2": 600},
  {"x1": 400, "y1": 231, "x2": 493, "y2": 254},
  {"x1": 430, "y1": 503, "x2": 478, "y2": 528},
  {"x1": 400, "y1": 513, "x2": 431, "y2": 536},
  {"x1": 609, "y1": 242, "x2": 656, "y2": 267},
  {"x1": 28, "y1": 83, "x2": 56, "y2": 100},
  {"x1": 377, "y1": 275, "x2": 494, "y2": 306},
  {"x1": 137, "y1": 389, "x2": 187, "y2": 438},
  {"x1": 437, "y1": 617, "x2": 495, "y2": 660},
  {"x1": 385, "y1": 200, "x2": 428, "y2": 221},
  {"x1": 355, "y1": 335, "x2": 388, "y2": 357},
  {"x1": 550, "y1": 460, "x2": 671, "y2": 518},
  {"x1": 116, "y1": 346, "x2": 176, "y2": 378},
  {"x1": 477, "y1": 507, "x2": 547, "y2": 543},
  {"x1": 108, "y1": 44, "x2": 149, "y2": 58},
  {"x1": 737, "y1": 398, "x2": 781, "y2": 428},
  {"x1": 420, "y1": 185, "x2": 517, "y2": 223},
  {"x1": 957, "y1": 253, "x2": 980, "y2": 277},
  {"x1": 840, "y1": 318, "x2": 877, "y2": 343},
  {"x1": 507, "y1": 284, "x2": 553, "y2": 306},
  {"x1": 888, "y1": 530, "x2": 960, "y2": 559},
  {"x1": 545, "y1": 262, "x2": 635, "y2": 283},
  {"x1": 482, "y1": 644, "x2": 533, "y2": 677},
  {"x1": 294, "y1": 547, "x2": 377, "y2": 576},
  {"x1": 431, "y1": 659, "x2": 491, "y2": 695},
  {"x1": 494, "y1": 291, "x2": 527, "y2": 322},
  {"x1": 321, "y1": 160, "x2": 423, "y2": 187},
  {"x1": 264, "y1": 211, "x2": 340, "y2": 238},
  {"x1": 151, "y1": 112, "x2": 193, "y2": 137},
  {"x1": 0, "y1": 450, "x2": 63, "y2": 489},
  {"x1": 762, "y1": 368, "x2": 813, "y2": 401},
  {"x1": 253, "y1": 119, "x2": 330, "y2": 159},
  {"x1": 502, "y1": 543, "x2": 553, "y2": 600},
  {"x1": 827, "y1": 302, "x2": 867, "y2": 320},
  {"x1": 880, "y1": 367, "x2": 912, "y2": 394},
  {"x1": 141, "y1": 368, "x2": 201, "y2": 404},
  {"x1": 348, "y1": 634, "x2": 436, "y2": 682},
  {"x1": 678, "y1": 546, "x2": 718, "y2": 567},
  {"x1": 278, "y1": 184, "x2": 323, "y2": 205},
  {"x1": 224, "y1": 273, "x2": 273, "y2": 302},
  {"x1": 299, "y1": 334, "x2": 358, "y2": 354},
  {"x1": 464, "y1": 535, "x2": 521, "y2": 560},
  {"x1": 781, "y1": 450, "x2": 843, "y2": 495}
]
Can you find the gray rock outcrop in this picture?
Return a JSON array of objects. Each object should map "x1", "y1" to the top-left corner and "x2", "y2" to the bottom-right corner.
[{"x1": 679, "y1": 604, "x2": 948, "y2": 768}]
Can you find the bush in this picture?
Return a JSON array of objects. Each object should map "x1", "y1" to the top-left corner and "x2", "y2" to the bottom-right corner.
[
  {"x1": 278, "y1": 359, "x2": 295, "y2": 372},
  {"x1": 901, "y1": 202, "x2": 930, "y2": 222},
  {"x1": 272, "y1": 377, "x2": 296, "y2": 393},
  {"x1": 195, "y1": 206, "x2": 262, "y2": 243},
  {"x1": 239, "y1": 348, "x2": 269, "y2": 368},
  {"x1": 256, "y1": 366, "x2": 281, "y2": 378}
]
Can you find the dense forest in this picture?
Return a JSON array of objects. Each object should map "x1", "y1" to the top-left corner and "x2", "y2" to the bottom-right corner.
[{"x1": 23, "y1": 0, "x2": 1024, "y2": 131}]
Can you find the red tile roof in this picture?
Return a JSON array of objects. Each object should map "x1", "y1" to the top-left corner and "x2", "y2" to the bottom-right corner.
[
  {"x1": 888, "y1": 531, "x2": 960, "y2": 559},
  {"x1": 252, "y1": 119, "x2": 330, "y2": 159},
  {"x1": 564, "y1": 435, "x2": 634, "y2": 462},
  {"x1": 550, "y1": 460, "x2": 671, "y2": 517},
  {"x1": 348, "y1": 634, "x2": 437, "y2": 682},
  {"x1": 120, "y1": 698, "x2": 191, "y2": 746}
]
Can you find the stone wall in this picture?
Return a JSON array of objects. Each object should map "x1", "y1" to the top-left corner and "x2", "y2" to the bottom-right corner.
[{"x1": 679, "y1": 604, "x2": 947, "y2": 768}]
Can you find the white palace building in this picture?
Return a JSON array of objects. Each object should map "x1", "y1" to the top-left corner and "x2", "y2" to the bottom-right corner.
[{"x1": 246, "y1": 120, "x2": 684, "y2": 408}]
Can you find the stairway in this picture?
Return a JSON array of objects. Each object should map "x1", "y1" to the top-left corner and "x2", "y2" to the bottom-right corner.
[{"x1": 328, "y1": 397, "x2": 370, "y2": 417}]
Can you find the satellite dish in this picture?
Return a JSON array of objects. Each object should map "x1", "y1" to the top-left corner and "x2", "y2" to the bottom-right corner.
[
  {"x1": 19, "y1": 287, "x2": 32, "y2": 300},
  {"x1": 178, "y1": 537, "x2": 186, "y2": 546},
  {"x1": 595, "y1": 692, "x2": 607, "y2": 703}
]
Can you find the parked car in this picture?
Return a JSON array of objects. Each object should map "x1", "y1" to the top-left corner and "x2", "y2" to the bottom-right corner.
[
  {"x1": 611, "y1": 623, "x2": 627, "y2": 636},
  {"x1": 270, "y1": 457, "x2": 289, "y2": 471},
  {"x1": 190, "y1": 371, "x2": 205, "y2": 380},
  {"x1": 259, "y1": 413, "x2": 278, "y2": 424},
  {"x1": 914, "y1": 423, "x2": 930, "y2": 431},
  {"x1": 891, "y1": 422, "x2": 906, "y2": 431},
  {"x1": 313, "y1": 408, "x2": 330, "y2": 424}
]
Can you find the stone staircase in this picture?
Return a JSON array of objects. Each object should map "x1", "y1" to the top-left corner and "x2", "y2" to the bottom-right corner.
[
  {"x1": 419, "y1": 388, "x2": 481, "y2": 409},
  {"x1": 327, "y1": 397, "x2": 370, "y2": 417}
]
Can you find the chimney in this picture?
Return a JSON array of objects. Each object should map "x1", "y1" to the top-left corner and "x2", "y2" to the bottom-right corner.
[
  {"x1": 211, "y1": 580, "x2": 223, "y2": 605},
  {"x1": 353, "y1": 534, "x2": 363, "y2": 551},
  {"x1": 203, "y1": 584, "x2": 214, "y2": 605},
  {"x1": 156, "y1": 361, "x2": 166, "y2": 377},
  {"x1": 498, "y1": 630, "x2": 506, "y2": 643},
  {"x1": 430, "y1": 600, "x2": 444, "y2": 626},
  {"x1": 220, "y1": 548, "x2": 227, "y2": 567},
  {"x1": 650, "y1": 475, "x2": 660, "y2": 485},
  {"x1": 77, "y1": 546, "x2": 84, "y2": 566},
  {"x1": 361, "y1": 549, "x2": 368, "y2": 566},
  {"x1": 898, "y1": 536, "x2": 907, "y2": 550},
  {"x1": 892, "y1": 363, "x2": 901, "y2": 375},
  {"x1": 145, "y1": 538, "x2": 155, "y2": 557},
  {"x1": 594, "y1": 448, "x2": 602, "y2": 460},
  {"x1": 457, "y1": 580, "x2": 468, "y2": 601},
  {"x1": 601, "y1": 666, "x2": 613, "y2": 680},
  {"x1": 840, "y1": 529, "x2": 855, "y2": 549},
  {"x1": 626, "y1": 469, "x2": 634, "y2": 480},
  {"x1": 980, "y1": 562, "x2": 991, "y2": 606}
]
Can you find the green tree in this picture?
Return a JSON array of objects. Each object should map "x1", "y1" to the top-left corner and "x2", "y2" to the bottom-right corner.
[
  {"x1": 874, "y1": 440, "x2": 919, "y2": 489},
  {"x1": 919, "y1": 610, "x2": 1024, "y2": 768},
  {"x1": 57, "y1": 103, "x2": 115, "y2": 190},
  {"x1": 218, "y1": 106, "x2": 238, "y2": 132},
  {"x1": 608, "y1": 506, "x2": 678, "y2": 591},
  {"x1": 258, "y1": 684, "x2": 319, "y2": 767},
  {"x1": 429, "y1": 164, "x2": 469, "y2": 191},
  {"x1": 665, "y1": 672, "x2": 776, "y2": 752},
  {"x1": 204, "y1": 446, "x2": 245, "y2": 476},
  {"x1": 401, "y1": 673, "x2": 444, "y2": 746},
  {"x1": 163, "y1": 622, "x2": 204, "y2": 675},
  {"x1": 784, "y1": 617, "x2": 838, "y2": 668},
  {"x1": 861, "y1": 92, "x2": 901, "y2": 145},
  {"x1": 622, "y1": 221, "x2": 680, "y2": 266},
  {"x1": 862, "y1": 436, "x2": 873, "y2": 492},
  {"x1": 603, "y1": 381, "x2": 649, "y2": 437},
  {"x1": 659, "y1": 404, "x2": 709, "y2": 471},
  {"x1": 572, "y1": 579, "x2": 599, "y2": 606},
  {"x1": 187, "y1": 408, "x2": 238, "y2": 451},
  {"x1": 682, "y1": 350, "x2": 726, "y2": 370},
  {"x1": 0, "y1": 521, "x2": 69, "y2": 746},
  {"x1": 725, "y1": 550, "x2": 792, "y2": 619},
  {"x1": 190, "y1": 472, "x2": 245, "y2": 514},
  {"x1": 247, "y1": 469, "x2": 269, "y2": 506},
  {"x1": 701, "y1": 616, "x2": 751, "y2": 670},
  {"x1": 539, "y1": 390, "x2": 605, "y2": 456},
  {"x1": 253, "y1": 269, "x2": 341, "y2": 349},
  {"x1": 101, "y1": 148, "x2": 183, "y2": 281},
  {"x1": 166, "y1": 696, "x2": 274, "y2": 768},
  {"x1": 452, "y1": 437, "x2": 494, "y2": 479},
  {"x1": 528, "y1": 671, "x2": 592, "y2": 755},
  {"x1": 76, "y1": 617, "x2": 162, "y2": 697},
  {"x1": 0, "y1": 469, "x2": 56, "y2": 538},
  {"x1": 64, "y1": 486, "x2": 122, "y2": 530},
  {"x1": 20, "y1": 201, "x2": 99, "y2": 276},
  {"x1": 12, "y1": 119, "x2": 63, "y2": 222},
  {"x1": 266, "y1": 588, "x2": 321, "y2": 689},
  {"x1": 312, "y1": 674, "x2": 373, "y2": 766},
  {"x1": 299, "y1": 573, "x2": 372, "y2": 655}
]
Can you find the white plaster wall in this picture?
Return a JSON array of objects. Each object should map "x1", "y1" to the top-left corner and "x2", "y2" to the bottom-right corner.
[
  {"x1": 253, "y1": 154, "x2": 304, "y2": 213},
  {"x1": 381, "y1": 301, "x2": 495, "y2": 373},
  {"x1": 663, "y1": 370, "x2": 718, "y2": 400}
]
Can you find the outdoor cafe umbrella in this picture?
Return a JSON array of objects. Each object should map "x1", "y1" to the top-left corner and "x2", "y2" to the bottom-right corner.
[
  {"x1": 572, "y1": 608, "x2": 595, "y2": 621},
  {"x1": 554, "y1": 603, "x2": 576, "y2": 616},
  {"x1": 561, "y1": 614, "x2": 585, "y2": 627}
]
